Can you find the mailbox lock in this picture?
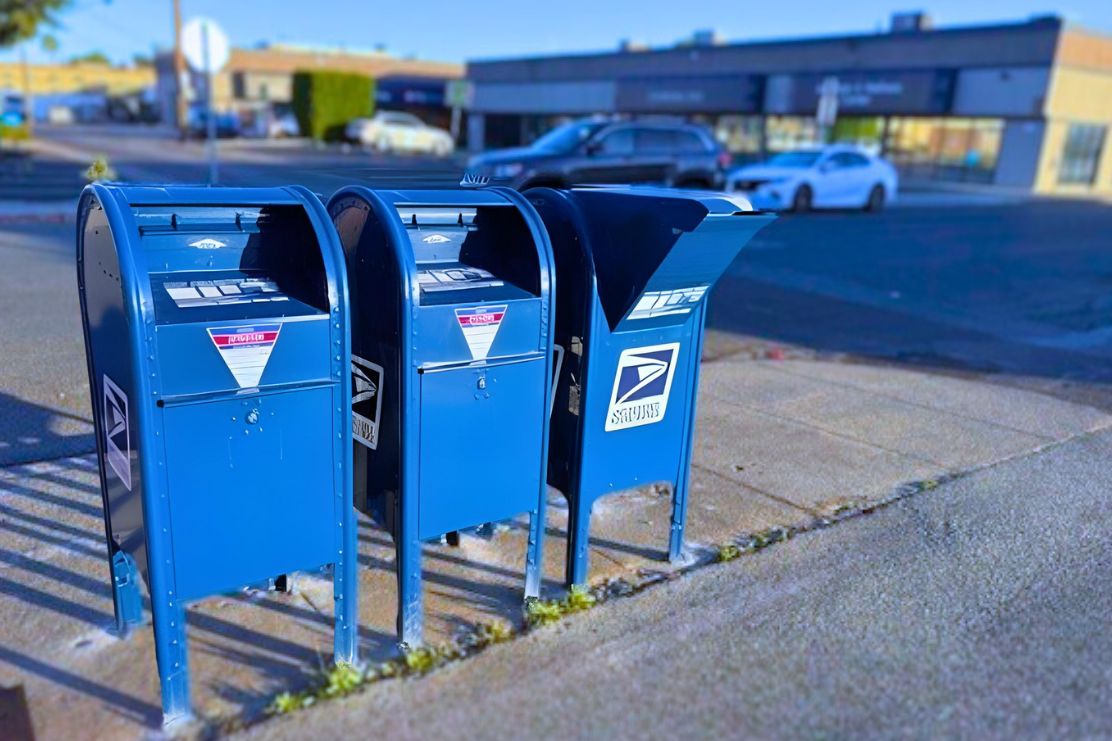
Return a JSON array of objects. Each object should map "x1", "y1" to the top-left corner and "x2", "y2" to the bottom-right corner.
[
  {"x1": 245, "y1": 409, "x2": 260, "y2": 425},
  {"x1": 477, "y1": 376, "x2": 487, "y2": 390}
]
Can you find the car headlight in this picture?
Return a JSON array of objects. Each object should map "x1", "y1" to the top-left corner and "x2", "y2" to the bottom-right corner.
[{"x1": 492, "y1": 162, "x2": 524, "y2": 179}]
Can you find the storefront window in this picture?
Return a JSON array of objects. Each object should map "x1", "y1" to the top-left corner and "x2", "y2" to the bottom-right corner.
[
  {"x1": 884, "y1": 117, "x2": 1003, "y2": 183},
  {"x1": 765, "y1": 116, "x2": 820, "y2": 152},
  {"x1": 1058, "y1": 123, "x2": 1106, "y2": 186},
  {"x1": 713, "y1": 115, "x2": 763, "y2": 160}
]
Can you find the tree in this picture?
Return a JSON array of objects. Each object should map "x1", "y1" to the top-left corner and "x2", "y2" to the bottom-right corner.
[
  {"x1": 68, "y1": 50, "x2": 111, "y2": 65},
  {"x1": 0, "y1": 0, "x2": 71, "y2": 48}
]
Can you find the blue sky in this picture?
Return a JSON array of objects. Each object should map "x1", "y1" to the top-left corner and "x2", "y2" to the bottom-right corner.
[{"x1": 1, "y1": 0, "x2": 1109, "y2": 65}]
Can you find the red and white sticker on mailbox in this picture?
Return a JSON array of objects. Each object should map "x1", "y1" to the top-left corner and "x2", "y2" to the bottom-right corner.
[
  {"x1": 454, "y1": 305, "x2": 506, "y2": 360},
  {"x1": 207, "y1": 323, "x2": 281, "y2": 388}
]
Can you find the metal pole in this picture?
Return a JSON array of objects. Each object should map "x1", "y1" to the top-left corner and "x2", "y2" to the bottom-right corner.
[
  {"x1": 202, "y1": 23, "x2": 218, "y2": 185},
  {"x1": 172, "y1": 0, "x2": 187, "y2": 139}
]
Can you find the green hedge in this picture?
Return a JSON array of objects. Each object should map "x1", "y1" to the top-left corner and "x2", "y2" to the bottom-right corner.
[{"x1": 291, "y1": 70, "x2": 375, "y2": 141}]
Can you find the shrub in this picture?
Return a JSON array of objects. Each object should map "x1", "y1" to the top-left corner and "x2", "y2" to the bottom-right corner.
[{"x1": 291, "y1": 70, "x2": 374, "y2": 141}]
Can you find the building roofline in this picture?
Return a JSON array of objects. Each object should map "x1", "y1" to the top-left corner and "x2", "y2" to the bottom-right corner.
[{"x1": 466, "y1": 15, "x2": 1065, "y2": 69}]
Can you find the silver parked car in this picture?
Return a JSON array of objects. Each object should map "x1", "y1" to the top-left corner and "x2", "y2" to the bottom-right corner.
[{"x1": 345, "y1": 111, "x2": 454, "y2": 156}]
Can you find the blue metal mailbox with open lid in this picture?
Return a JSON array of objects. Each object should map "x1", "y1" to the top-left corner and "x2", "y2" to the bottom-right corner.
[
  {"x1": 76, "y1": 184, "x2": 358, "y2": 725},
  {"x1": 327, "y1": 186, "x2": 554, "y2": 646},
  {"x1": 526, "y1": 186, "x2": 774, "y2": 586}
]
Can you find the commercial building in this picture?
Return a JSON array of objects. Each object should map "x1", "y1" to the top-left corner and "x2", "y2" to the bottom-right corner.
[
  {"x1": 464, "y1": 14, "x2": 1112, "y2": 196},
  {"x1": 155, "y1": 44, "x2": 462, "y2": 133},
  {"x1": 0, "y1": 61, "x2": 155, "y2": 122}
]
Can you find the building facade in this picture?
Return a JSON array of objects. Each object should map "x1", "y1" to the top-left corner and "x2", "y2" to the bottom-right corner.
[
  {"x1": 0, "y1": 61, "x2": 153, "y2": 96},
  {"x1": 464, "y1": 16, "x2": 1112, "y2": 195},
  {"x1": 155, "y1": 44, "x2": 462, "y2": 133}
]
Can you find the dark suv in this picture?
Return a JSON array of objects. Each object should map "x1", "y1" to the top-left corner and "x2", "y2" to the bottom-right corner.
[{"x1": 465, "y1": 119, "x2": 728, "y2": 190}]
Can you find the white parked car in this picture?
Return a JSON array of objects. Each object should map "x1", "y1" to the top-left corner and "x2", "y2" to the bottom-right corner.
[
  {"x1": 345, "y1": 111, "x2": 454, "y2": 156},
  {"x1": 727, "y1": 146, "x2": 898, "y2": 212}
]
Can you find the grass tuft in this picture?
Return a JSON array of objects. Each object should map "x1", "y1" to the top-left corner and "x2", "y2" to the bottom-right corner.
[{"x1": 716, "y1": 544, "x2": 741, "y2": 562}]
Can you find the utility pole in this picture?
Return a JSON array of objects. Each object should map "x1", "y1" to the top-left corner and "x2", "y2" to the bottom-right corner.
[{"x1": 172, "y1": 0, "x2": 187, "y2": 138}]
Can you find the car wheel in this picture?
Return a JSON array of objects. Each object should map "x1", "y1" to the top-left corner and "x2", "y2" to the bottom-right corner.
[
  {"x1": 374, "y1": 135, "x2": 391, "y2": 153},
  {"x1": 865, "y1": 184, "x2": 885, "y2": 212},
  {"x1": 792, "y1": 184, "x2": 813, "y2": 213}
]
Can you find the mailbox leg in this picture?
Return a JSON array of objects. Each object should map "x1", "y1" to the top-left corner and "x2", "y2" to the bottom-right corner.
[
  {"x1": 669, "y1": 480, "x2": 689, "y2": 564},
  {"x1": 110, "y1": 550, "x2": 144, "y2": 636},
  {"x1": 396, "y1": 532, "x2": 424, "y2": 647},
  {"x1": 333, "y1": 510, "x2": 359, "y2": 666},
  {"x1": 565, "y1": 499, "x2": 592, "y2": 588},
  {"x1": 524, "y1": 507, "x2": 545, "y2": 599},
  {"x1": 151, "y1": 601, "x2": 190, "y2": 726}
]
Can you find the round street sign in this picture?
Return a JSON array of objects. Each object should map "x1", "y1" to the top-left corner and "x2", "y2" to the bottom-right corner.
[{"x1": 181, "y1": 17, "x2": 230, "y2": 74}]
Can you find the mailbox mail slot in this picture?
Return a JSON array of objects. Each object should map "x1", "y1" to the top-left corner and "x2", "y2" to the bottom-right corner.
[
  {"x1": 77, "y1": 184, "x2": 358, "y2": 725},
  {"x1": 527, "y1": 186, "x2": 774, "y2": 586},
  {"x1": 328, "y1": 186, "x2": 555, "y2": 646}
]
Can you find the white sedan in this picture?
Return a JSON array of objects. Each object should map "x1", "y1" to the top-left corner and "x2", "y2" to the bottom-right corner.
[
  {"x1": 727, "y1": 146, "x2": 898, "y2": 212},
  {"x1": 345, "y1": 111, "x2": 454, "y2": 156}
]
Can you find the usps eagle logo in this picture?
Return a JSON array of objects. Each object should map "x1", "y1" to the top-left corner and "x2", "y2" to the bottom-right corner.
[
  {"x1": 189, "y1": 238, "x2": 227, "y2": 250},
  {"x1": 605, "y1": 343, "x2": 681, "y2": 431},
  {"x1": 351, "y1": 356, "x2": 384, "y2": 449},
  {"x1": 422, "y1": 234, "x2": 452, "y2": 244}
]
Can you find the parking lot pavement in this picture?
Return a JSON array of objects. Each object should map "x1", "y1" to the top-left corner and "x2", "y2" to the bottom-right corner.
[{"x1": 29, "y1": 124, "x2": 466, "y2": 195}]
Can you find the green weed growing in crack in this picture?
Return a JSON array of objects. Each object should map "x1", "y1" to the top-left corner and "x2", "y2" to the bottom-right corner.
[
  {"x1": 320, "y1": 662, "x2": 363, "y2": 698},
  {"x1": 265, "y1": 620, "x2": 515, "y2": 719},
  {"x1": 525, "y1": 596, "x2": 564, "y2": 627},
  {"x1": 716, "y1": 544, "x2": 741, "y2": 562},
  {"x1": 524, "y1": 585, "x2": 598, "y2": 629},
  {"x1": 270, "y1": 690, "x2": 309, "y2": 715}
]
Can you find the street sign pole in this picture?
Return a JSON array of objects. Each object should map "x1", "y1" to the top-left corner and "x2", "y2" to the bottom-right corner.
[
  {"x1": 182, "y1": 17, "x2": 230, "y2": 187},
  {"x1": 202, "y1": 24, "x2": 218, "y2": 185}
]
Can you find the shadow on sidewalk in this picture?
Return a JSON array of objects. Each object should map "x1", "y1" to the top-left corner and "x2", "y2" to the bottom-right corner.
[{"x1": 0, "y1": 393, "x2": 95, "y2": 468}]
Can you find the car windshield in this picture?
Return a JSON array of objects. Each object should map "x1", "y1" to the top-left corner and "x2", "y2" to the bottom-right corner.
[
  {"x1": 766, "y1": 151, "x2": 823, "y2": 168},
  {"x1": 531, "y1": 121, "x2": 606, "y2": 153}
]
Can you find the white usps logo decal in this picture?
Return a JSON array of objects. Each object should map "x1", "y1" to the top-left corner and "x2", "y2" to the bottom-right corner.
[
  {"x1": 605, "y1": 343, "x2": 680, "y2": 432},
  {"x1": 189, "y1": 238, "x2": 227, "y2": 249},
  {"x1": 352, "y1": 355, "x2": 384, "y2": 450},
  {"x1": 422, "y1": 233, "x2": 451, "y2": 244},
  {"x1": 102, "y1": 374, "x2": 132, "y2": 490}
]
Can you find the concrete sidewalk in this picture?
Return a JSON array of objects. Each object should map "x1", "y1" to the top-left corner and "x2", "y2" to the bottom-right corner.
[{"x1": 1, "y1": 344, "x2": 1109, "y2": 739}]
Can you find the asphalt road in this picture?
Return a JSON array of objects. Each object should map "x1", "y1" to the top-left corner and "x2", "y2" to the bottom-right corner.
[
  {"x1": 245, "y1": 426, "x2": 1112, "y2": 740},
  {"x1": 13, "y1": 123, "x2": 465, "y2": 199}
]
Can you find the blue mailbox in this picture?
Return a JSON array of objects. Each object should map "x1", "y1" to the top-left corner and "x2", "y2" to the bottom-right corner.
[
  {"x1": 76, "y1": 184, "x2": 358, "y2": 724},
  {"x1": 327, "y1": 187, "x2": 554, "y2": 646},
  {"x1": 526, "y1": 186, "x2": 774, "y2": 586}
]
